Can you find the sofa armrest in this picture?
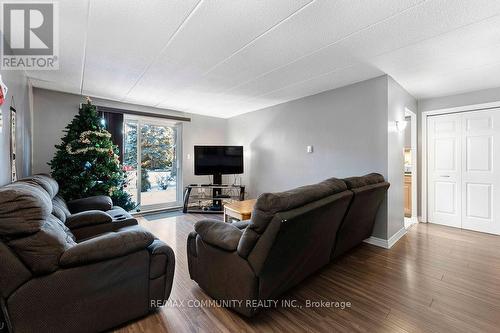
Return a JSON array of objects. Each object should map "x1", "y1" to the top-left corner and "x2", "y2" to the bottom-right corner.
[
  {"x1": 67, "y1": 195, "x2": 113, "y2": 214},
  {"x1": 60, "y1": 228, "x2": 155, "y2": 267},
  {"x1": 231, "y1": 219, "x2": 251, "y2": 229},
  {"x1": 65, "y1": 210, "x2": 113, "y2": 229},
  {"x1": 194, "y1": 219, "x2": 242, "y2": 251},
  {"x1": 148, "y1": 239, "x2": 175, "y2": 279}
]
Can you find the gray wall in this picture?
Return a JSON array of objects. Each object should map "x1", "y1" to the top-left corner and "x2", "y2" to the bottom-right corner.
[
  {"x1": 387, "y1": 77, "x2": 417, "y2": 238},
  {"x1": 0, "y1": 70, "x2": 31, "y2": 186},
  {"x1": 227, "y1": 76, "x2": 414, "y2": 240},
  {"x1": 32, "y1": 75, "x2": 418, "y2": 241},
  {"x1": 418, "y1": 86, "x2": 500, "y2": 112},
  {"x1": 32, "y1": 88, "x2": 228, "y2": 189}
]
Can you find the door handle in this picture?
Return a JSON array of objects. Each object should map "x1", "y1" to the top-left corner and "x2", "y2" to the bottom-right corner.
[{"x1": 440, "y1": 175, "x2": 451, "y2": 178}]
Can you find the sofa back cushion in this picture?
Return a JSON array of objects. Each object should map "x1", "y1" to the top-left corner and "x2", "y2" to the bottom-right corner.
[
  {"x1": 253, "y1": 190, "x2": 353, "y2": 299},
  {"x1": 8, "y1": 215, "x2": 76, "y2": 274},
  {"x1": 52, "y1": 195, "x2": 71, "y2": 222},
  {"x1": 237, "y1": 178, "x2": 347, "y2": 259},
  {"x1": 0, "y1": 181, "x2": 76, "y2": 275},
  {"x1": 19, "y1": 174, "x2": 72, "y2": 222},
  {"x1": 343, "y1": 173, "x2": 385, "y2": 189},
  {"x1": 0, "y1": 182, "x2": 52, "y2": 237},
  {"x1": 331, "y1": 173, "x2": 389, "y2": 259},
  {"x1": 20, "y1": 174, "x2": 59, "y2": 198},
  {"x1": 251, "y1": 178, "x2": 347, "y2": 233}
]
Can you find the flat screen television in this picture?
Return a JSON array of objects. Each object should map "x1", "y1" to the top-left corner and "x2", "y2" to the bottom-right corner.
[{"x1": 194, "y1": 145, "x2": 243, "y2": 177}]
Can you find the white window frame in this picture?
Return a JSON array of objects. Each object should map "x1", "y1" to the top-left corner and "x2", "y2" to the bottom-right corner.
[{"x1": 124, "y1": 114, "x2": 183, "y2": 212}]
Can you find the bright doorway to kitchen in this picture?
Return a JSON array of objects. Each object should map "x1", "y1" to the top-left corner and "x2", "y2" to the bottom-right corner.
[
  {"x1": 404, "y1": 108, "x2": 418, "y2": 229},
  {"x1": 123, "y1": 115, "x2": 182, "y2": 212}
]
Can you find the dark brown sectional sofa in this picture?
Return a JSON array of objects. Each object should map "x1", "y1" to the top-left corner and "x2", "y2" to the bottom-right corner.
[
  {"x1": 0, "y1": 175, "x2": 175, "y2": 333},
  {"x1": 187, "y1": 173, "x2": 389, "y2": 317}
]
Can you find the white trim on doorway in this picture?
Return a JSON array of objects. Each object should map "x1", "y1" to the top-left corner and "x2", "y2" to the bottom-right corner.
[
  {"x1": 421, "y1": 100, "x2": 500, "y2": 223},
  {"x1": 405, "y1": 107, "x2": 418, "y2": 222},
  {"x1": 124, "y1": 114, "x2": 184, "y2": 212}
]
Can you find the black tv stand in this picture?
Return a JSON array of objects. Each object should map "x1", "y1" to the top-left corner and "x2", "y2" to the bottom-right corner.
[
  {"x1": 183, "y1": 183, "x2": 245, "y2": 214},
  {"x1": 212, "y1": 173, "x2": 223, "y2": 209}
]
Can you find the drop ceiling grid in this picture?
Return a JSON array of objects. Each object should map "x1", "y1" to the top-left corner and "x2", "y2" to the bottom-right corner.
[
  {"x1": 153, "y1": 0, "x2": 426, "y2": 110},
  {"x1": 183, "y1": 0, "x2": 500, "y2": 115},
  {"x1": 82, "y1": 0, "x2": 201, "y2": 99},
  {"x1": 27, "y1": 0, "x2": 89, "y2": 94},
  {"x1": 27, "y1": 0, "x2": 500, "y2": 118},
  {"x1": 121, "y1": 0, "x2": 311, "y2": 106},
  {"x1": 372, "y1": 14, "x2": 500, "y2": 76}
]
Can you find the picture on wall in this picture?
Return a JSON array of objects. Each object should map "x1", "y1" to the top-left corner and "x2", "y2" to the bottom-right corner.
[
  {"x1": 0, "y1": 75, "x2": 7, "y2": 134},
  {"x1": 10, "y1": 105, "x2": 17, "y2": 182}
]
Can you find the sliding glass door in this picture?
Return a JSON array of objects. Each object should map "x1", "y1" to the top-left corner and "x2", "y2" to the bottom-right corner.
[{"x1": 123, "y1": 116, "x2": 182, "y2": 211}]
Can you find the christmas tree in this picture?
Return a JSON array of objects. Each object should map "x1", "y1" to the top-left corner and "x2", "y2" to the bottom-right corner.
[{"x1": 49, "y1": 97, "x2": 136, "y2": 211}]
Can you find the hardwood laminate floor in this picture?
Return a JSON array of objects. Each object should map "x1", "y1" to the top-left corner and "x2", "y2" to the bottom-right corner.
[{"x1": 114, "y1": 214, "x2": 500, "y2": 333}]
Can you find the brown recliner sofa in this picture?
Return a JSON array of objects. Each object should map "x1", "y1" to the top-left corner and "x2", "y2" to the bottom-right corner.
[
  {"x1": 19, "y1": 174, "x2": 138, "y2": 240},
  {"x1": 331, "y1": 173, "x2": 390, "y2": 259},
  {"x1": 0, "y1": 175, "x2": 175, "y2": 333},
  {"x1": 187, "y1": 174, "x2": 389, "y2": 317}
]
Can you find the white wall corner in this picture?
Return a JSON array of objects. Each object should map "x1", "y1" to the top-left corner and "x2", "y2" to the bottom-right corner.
[{"x1": 364, "y1": 226, "x2": 407, "y2": 249}]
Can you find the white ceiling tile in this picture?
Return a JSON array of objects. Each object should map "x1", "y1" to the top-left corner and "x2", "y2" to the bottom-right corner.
[
  {"x1": 82, "y1": 0, "x2": 200, "y2": 99},
  {"x1": 199, "y1": 0, "x2": 424, "y2": 95},
  {"x1": 124, "y1": 0, "x2": 311, "y2": 106},
  {"x1": 402, "y1": 61, "x2": 500, "y2": 99},
  {"x1": 207, "y1": 64, "x2": 384, "y2": 117},
  {"x1": 336, "y1": 0, "x2": 500, "y2": 61},
  {"x1": 24, "y1": 0, "x2": 500, "y2": 118},
  {"x1": 26, "y1": 0, "x2": 89, "y2": 95},
  {"x1": 371, "y1": 14, "x2": 500, "y2": 97}
]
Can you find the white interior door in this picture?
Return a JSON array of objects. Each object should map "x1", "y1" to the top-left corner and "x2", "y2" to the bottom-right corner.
[
  {"x1": 428, "y1": 114, "x2": 462, "y2": 228},
  {"x1": 461, "y1": 110, "x2": 500, "y2": 235},
  {"x1": 427, "y1": 109, "x2": 500, "y2": 235}
]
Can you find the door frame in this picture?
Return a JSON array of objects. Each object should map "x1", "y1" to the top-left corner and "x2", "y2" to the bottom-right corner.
[
  {"x1": 124, "y1": 114, "x2": 184, "y2": 212},
  {"x1": 421, "y1": 101, "x2": 500, "y2": 223},
  {"x1": 405, "y1": 108, "x2": 418, "y2": 227}
]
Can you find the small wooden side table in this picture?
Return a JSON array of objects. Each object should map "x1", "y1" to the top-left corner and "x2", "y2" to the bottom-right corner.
[{"x1": 224, "y1": 199, "x2": 256, "y2": 222}]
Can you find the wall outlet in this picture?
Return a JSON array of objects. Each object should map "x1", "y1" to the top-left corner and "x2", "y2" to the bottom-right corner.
[{"x1": 306, "y1": 145, "x2": 313, "y2": 153}]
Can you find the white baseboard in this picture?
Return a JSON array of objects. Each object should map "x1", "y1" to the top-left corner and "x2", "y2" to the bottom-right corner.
[
  {"x1": 363, "y1": 236, "x2": 389, "y2": 248},
  {"x1": 404, "y1": 216, "x2": 418, "y2": 229},
  {"x1": 363, "y1": 227, "x2": 407, "y2": 249}
]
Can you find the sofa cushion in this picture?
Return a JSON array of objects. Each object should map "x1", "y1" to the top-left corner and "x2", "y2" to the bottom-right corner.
[
  {"x1": 194, "y1": 220, "x2": 243, "y2": 251},
  {"x1": 67, "y1": 196, "x2": 113, "y2": 214},
  {"x1": 59, "y1": 227, "x2": 154, "y2": 267},
  {"x1": 251, "y1": 177, "x2": 346, "y2": 233},
  {"x1": 65, "y1": 210, "x2": 113, "y2": 229},
  {"x1": 52, "y1": 195, "x2": 71, "y2": 222},
  {"x1": 8, "y1": 215, "x2": 76, "y2": 274},
  {"x1": 20, "y1": 174, "x2": 59, "y2": 199},
  {"x1": 0, "y1": 182, "x2": 52, "y2": 237},
  {"x1": 343, "y1": 173, "x2": 385, "y2": 189},
  {"x1": 148, "y1": 239, "x2": 175, "y2": 279},
  {"x1": 235, "y1": 178, "x2": 347, "y2": 259}
]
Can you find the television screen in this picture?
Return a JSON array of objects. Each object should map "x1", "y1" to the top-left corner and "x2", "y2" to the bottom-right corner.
[{"x1": 194, "y1": 146, "x2": 243, "y2": 175}]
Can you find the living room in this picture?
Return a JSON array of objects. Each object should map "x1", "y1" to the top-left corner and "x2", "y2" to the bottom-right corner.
[{"x1": 1, "y1": 1, "x2": 500, "y2": 332}]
